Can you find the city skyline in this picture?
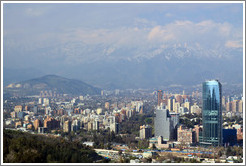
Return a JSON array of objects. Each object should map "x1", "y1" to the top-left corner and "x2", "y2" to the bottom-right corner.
[{"x1": 1, "y1": 1, "x2": 245, "y2": 163}]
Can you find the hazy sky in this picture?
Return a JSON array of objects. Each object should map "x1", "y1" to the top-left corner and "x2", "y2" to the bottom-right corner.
[{"x1": 3, "y1": 2, "x2": 244, "y2": 69}]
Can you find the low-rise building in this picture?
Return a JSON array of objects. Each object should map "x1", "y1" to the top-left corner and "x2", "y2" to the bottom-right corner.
[{"x1": 177, "y1": 125, "x2": 195, "y2": 144}]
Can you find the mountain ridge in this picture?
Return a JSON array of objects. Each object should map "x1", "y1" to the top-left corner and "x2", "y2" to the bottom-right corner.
[{"x1": 4, "y1": 75, "x2": 101, "y2": 96}]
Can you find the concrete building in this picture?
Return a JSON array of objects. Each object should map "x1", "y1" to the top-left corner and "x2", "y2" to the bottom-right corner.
[
  {"x1": 169, "y1": 112, "x2": 179, "y2": 140},
  {"x1": 184, "y1": 102, "x2": 190, "y2": 113},
  {"x1": 154, "y1": 108, "x2": 171, "y2": 141},
  {"x1": 43, "y1": 98, "x2": 49, "y2": 106},
  {"x1": 110, "y1": 122, "x2": 119, "y2": 134},
  {"x1": 226, "y1": 102, "x2": 232, "y2": 112},
  {"x1": 157, "y1": 90, "x2": 163, "y2": 106},
  {"x1": 173, "y1": 102, "x2": 180, "y2": 113},
  {"x1": 105, "y1": 102, "x2": 110, "y2": 109},
  {"x1": 87, "y1": 121, "x2": 93, "y2": 131},
  {"x1": 191, "y1": 103, "x2": 201, "y2": 114},
  {"x1": 177, "y1": 125, "x2": 194, "y2": 144},
  {"x1": 14, "y1": 105, "x2": 23, "y2": 112},
  {"x1": 168, "y1": 98, "x2": 173, "y2": 112},
  {"x1": 63, "y1": 120, "x2": 71, "y2": 133},
  {"x1": 44, "y1": 116, "x2": 60, "y2": 130},
  {"x1": 93, "y1": 120, "x2": 100, "y2": 131},
  {"x1": 231, "y1": 100, "x2": 239, "y2": 112},
  {"x1": 139, "y1": 125, "x2": 152, "y2": 139},
  {"x1": 149, "y1": 136, "x2": 173, "y2": 149},
  {"x1": 238, "y1": 100, "x2": 243, "y2": 113},
  {"x1": 33, "y1": 119, "x2": 41, "y2": 130},
  {"x1": 71, "y1": 119, "x2": 81, "y2": 132},
  {"x1": 38, "y1": 127, "x2": 48, "y2": 134}
]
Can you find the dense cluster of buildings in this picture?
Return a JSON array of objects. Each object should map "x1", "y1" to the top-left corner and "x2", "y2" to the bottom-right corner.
[
  {"x1": 147, "y1": 80, "x2": 243, "y2": 149},
  {"x1": 5, "y1": 95, "x2": 146, "y2": 136},
  {"x1": 156, "y1": 90, "x2": 202, "y2": 115},
  {"x1": 4, "y1": 80, "x2": 243, "y2": 151}
]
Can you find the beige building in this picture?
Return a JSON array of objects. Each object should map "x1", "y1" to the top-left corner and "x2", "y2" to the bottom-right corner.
[
  {"x1": 173, "y1": 102, "x2": 180, "y2": 113},
  {"x1": 139, "y1": 125, "x2": 152, "y2": 139},
  {"x1": 63, "y1": 120, "x2": 71, "y2": 133},
  {"x1": 33, "y1": 119, "x2": 41, "y2": 130},
  {"x1": 190, "y1": 103, "x2": 201, "y2": 114},
  {"x1": 184, "y1": 102, "x2": 190, "y2": 112},
  {"x1": 14, "y1": 105, "x2": 23, "y2": 112},
  {"x1": 238, "y1": 100, "x2": 243, "y2": 113},
  {"x1": 149, "y1": 136, "x2": 172, "y2": 149},
  {"x1": 87, "y1": 121, "x2": 93, "y2": 131},
  {"x1": 105, "y1": 102, "x2": 110, "y2": 109},
  {"x1": 168, "y1": 99, "x2": 173, "y2": 111},
  {"x1": 232, "y1": 100, "x2": 239, "y2": 112},
  {"x1": 226, "y1": 102, "x2": 232, "y2": 112},
  {"x1": 177, "y1": 125, "x2": 194, "y2": 144}
]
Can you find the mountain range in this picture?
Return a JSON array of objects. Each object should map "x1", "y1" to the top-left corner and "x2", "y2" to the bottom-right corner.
[{"x1": 3, "y1": 42, "x2": 243, "y2": 90}]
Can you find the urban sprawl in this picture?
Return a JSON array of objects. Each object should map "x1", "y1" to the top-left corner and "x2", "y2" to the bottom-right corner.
[{"x1": 3, "y1": 80, "x2": 243, "y2": 163}]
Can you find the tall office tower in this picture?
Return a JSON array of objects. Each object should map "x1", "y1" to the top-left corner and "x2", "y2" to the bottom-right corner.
[
  {"x1": 157, "y1": 90, "x2": 163, "y2": 106},
  {"x1": 154, "y1": 108, "x2": 171, "y2": 141},
  {"x1": 202, "y1": 80, "x2": 222, "y2": 146}
]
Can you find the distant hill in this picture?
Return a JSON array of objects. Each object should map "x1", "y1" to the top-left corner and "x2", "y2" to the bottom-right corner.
[{"x1": 4, "y1": 75, "x2": 101, "y2": 96}]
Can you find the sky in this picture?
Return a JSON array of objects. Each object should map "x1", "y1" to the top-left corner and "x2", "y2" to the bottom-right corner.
[{"x1": 3, "y1": 2, "x2": 244, "y2": 69}]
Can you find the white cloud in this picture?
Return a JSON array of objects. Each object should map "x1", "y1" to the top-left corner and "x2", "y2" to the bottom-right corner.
[
  {"x1": 25, "y1": 7, "x2": 46, "y2": 16},
  {"x1": 225, "y1": 40, "x2": 243, "y2": 48},
  {"x1": 165, "y1": 13, "x2": 173, "y2": 17},
  {"x1": 4, "y1": 18, "x2": 243, "y2": 62}
]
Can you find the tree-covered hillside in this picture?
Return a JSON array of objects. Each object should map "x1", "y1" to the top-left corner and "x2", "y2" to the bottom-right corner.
[{"x1": 3, "y1": 129, "x2": 104, "y2": 163}]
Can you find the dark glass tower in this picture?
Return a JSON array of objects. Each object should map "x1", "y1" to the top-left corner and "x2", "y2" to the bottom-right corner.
[{"x1": 202, "y1": 80, "x2": 222, "y2": 146}]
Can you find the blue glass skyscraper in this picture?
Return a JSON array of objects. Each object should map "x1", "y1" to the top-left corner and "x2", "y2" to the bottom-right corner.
[{"x1": 202, "y1": 80, "x2": 222, "y2": 146}]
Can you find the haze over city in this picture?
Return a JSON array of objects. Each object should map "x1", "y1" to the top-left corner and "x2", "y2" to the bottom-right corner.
[{"x1": 2, "y1": 1, "x2": 244, "y2": 164}]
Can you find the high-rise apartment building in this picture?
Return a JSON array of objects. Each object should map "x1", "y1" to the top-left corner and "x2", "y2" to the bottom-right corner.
[
  {"x1": 63, "y1": 120, "x2": 71, "y2": 133},
  {"x1": 238, "y1": 100, "x2": 243, "y2": 113},
  {"x1": 33, "y1": 119, "x2": 41, "y2": 130},
  {"x1": 167, "y1": 98, "x2": 173, "y2": 111},
  {"x1": 232, "y1": 100, "x2": 239, "y2": 112},
  {"x1": 226, "y1": 102, "x2": 232, "y2": 112},
  {"x1": 202, "y1": 80, "x2": 222, "y2": 146},
  {"x1": 139, "y1": 125, "x2": 152, "y2": 139},
  {"x1": 157, "y1": 90, "x2": 163, "y2": 106}
]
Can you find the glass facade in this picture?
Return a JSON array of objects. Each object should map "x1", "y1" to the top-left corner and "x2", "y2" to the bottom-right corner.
[{"x1": 202, "y1": 80, "x2": 222, "y2": 146}]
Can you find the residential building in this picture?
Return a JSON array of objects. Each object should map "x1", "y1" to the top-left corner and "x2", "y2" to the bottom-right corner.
[
  {"x1": 157, "y1": 90, "x2": 163, "y2": 106},
  {"x1": 139, "y1": 125, "x2": 152, "y2": 139},
  {"x1": 177, "y1": 125, "x2": 194, "y2": 144}
]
